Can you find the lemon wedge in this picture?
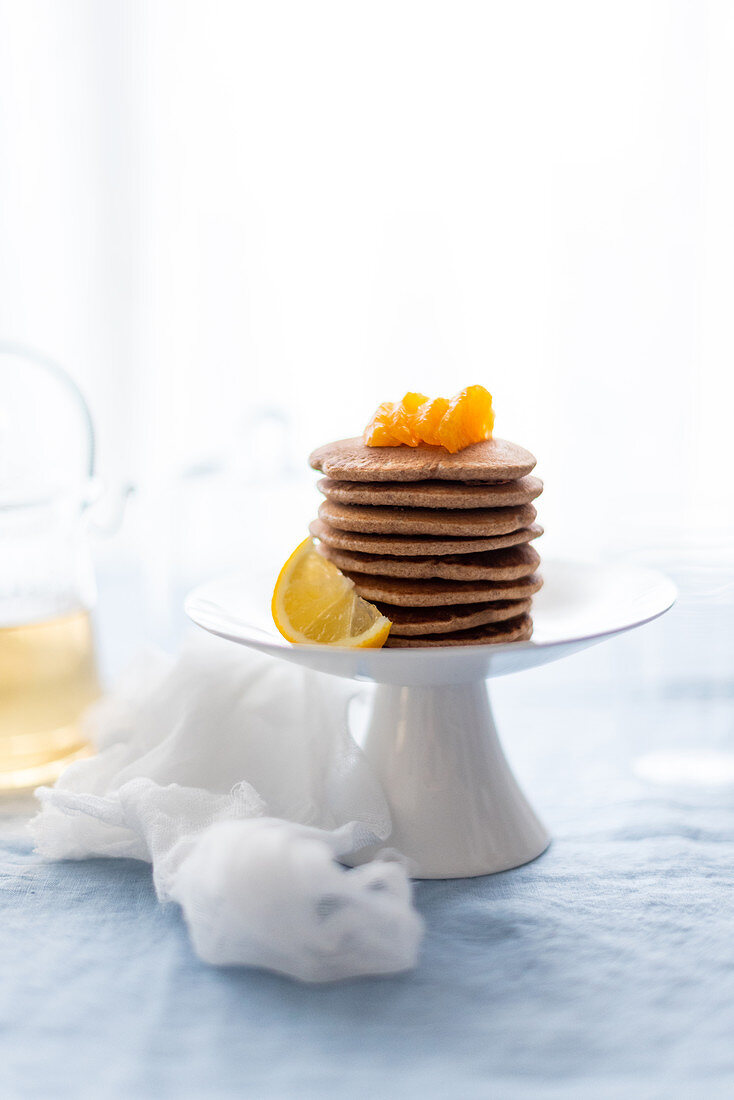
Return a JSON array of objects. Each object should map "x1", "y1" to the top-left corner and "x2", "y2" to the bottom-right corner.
[{"x1": 272, "y1": 538, "x2": 391, "y2": 647}]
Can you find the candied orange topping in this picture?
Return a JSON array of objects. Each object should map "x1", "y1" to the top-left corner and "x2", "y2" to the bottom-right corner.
[
  {"x1": 363, "y1": 386, "x2": 494, "y2": 453},
  {"x1": 363, "y1": 402, "x2": 396, "y2": 446},
  {"x1": 413, "y1": 396, "x2": 450, "y2": 447},
  {"x1": 386, "y1": 392, "x2": 428, "y2": 446}
]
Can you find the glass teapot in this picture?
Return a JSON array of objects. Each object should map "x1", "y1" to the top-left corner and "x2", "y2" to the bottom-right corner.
[{"x1": 0, "y1": 344, "x2": 124, "y2": 791}]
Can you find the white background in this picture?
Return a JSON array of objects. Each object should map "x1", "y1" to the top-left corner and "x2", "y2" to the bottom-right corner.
[{"x1": 0, "y1": 0, "x2": 732, "y2": 676}]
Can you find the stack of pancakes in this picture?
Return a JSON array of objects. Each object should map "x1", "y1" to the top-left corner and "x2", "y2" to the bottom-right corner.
[{"x1": 309, "y1": 437, "x2": 542, "y2": 647}]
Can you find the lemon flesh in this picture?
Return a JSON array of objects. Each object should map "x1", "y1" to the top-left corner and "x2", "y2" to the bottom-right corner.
[{"x1": 272, "y1": 538, "x2": 391, "y2": 648}]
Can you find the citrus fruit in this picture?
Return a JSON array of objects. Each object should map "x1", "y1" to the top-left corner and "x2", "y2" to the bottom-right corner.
[
  {"x1": 272, "y1": 538, "x2": 392, "y2": 647},
  {"x1": 363, "y1": 386, "x2": 494, "y2": 452},
  {"x1": 363, "y1": 401, "x2": 396, "y2": 446},
  {"x1": 412, "y1": 395, "x2": 450, "y2": 446},
  {"x1": 386, "y1": 391, "x2": 428, "y2": 446},
  {"x1": 438, "y1": 385, "x2": 495, "y2": 453}
]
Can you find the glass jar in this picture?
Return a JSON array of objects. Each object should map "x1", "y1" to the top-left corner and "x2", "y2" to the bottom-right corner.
[{"x1": 0, "y1": 345, "x2": 104, "y2": 790}]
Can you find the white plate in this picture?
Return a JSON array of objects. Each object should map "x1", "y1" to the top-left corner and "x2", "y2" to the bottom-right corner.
[{"x1": 185, "y1": 558, "x2": 677, "y2": 687}]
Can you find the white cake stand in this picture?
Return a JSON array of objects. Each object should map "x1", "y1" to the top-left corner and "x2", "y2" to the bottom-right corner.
[{"x1": 185, "y1": 560, "x2": 675, "y2": 879}]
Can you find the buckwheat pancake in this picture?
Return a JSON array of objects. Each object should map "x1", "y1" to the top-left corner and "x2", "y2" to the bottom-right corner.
[
  {"x1": 310, "y1": 518, "x2": 544, "y2": 557},
  {"x1": 346, "y1": 572, "x2": 543, "y2": 607},
  {"x1": 319, "y1": 500, "x2": 536, "y2": 538},
  {"x1": 376, "y1": 598, "x2": 532, "y2": 636},
  {"x1": 317, "y1": 475, "x2": 543, "y2": 510},
  {"x1": 310, "y1": 437, "x2": 536, "y2": 483},
  {"x1": 384, "y1": 614, "x2": 533, "y2": 647},
  {"x1": 318, "y1": 542, "x2": 540, "y2": 581}
]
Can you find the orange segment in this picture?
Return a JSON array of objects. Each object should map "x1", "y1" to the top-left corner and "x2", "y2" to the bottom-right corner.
[
  {"x1": 387, "y1": 392, "x2": 429, "y2": 446},
  {"x1": 363, "y1": 385, "x2": 494, "y2": 453},
  {"x1": 412, "y1": 396, "x2": 450, "y2": 446},
  {"x1": 437, "y1": 385, "x2": 495, "y2": 453},
  {"x1": 272, "y1": 538, "x2": 392, "y2": 647},
  {"x1": 364, "y1": 402, "x2": 397, "y2": 446}
]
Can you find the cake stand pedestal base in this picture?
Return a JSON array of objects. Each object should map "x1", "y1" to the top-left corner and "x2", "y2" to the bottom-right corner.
[{"x1": 351, "y1": 681, "x2": 550, "y2": 879}]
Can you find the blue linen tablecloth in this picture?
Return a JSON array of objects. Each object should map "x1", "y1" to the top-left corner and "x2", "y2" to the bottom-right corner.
[{"x1": 2, "y1": 624, "x2": 734, "y2": 1099}]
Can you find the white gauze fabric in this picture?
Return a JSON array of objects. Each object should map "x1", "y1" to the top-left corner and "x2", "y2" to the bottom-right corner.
[{"x1": 30, "y1": 636, "x2": 423, "y2": 982}]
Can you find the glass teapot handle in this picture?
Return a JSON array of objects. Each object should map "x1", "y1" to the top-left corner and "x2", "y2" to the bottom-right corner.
[
  {"x1": 0, "y1": 341, "x2": 133, "y2": 533},
  {"x1": 0, "y1": 339, "x2": 96, "y2": 482}
]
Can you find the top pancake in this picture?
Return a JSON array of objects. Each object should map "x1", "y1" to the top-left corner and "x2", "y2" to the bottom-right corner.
[
  {"x1": 309, "y1": 437, "x2": 536, "y2": 483},
  {"x1": 317, "y1": 475, "x2": 543, "y2": 510}
]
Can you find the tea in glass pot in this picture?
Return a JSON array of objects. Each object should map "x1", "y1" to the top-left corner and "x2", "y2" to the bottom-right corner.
[{"x1": 0, "y1": 346, "x2": 116, "y2": 791}]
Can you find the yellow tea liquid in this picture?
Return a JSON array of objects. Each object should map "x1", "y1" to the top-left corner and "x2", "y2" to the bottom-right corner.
[{"x1": 0, "y1": 610, "x2": 100, "y2": 791}]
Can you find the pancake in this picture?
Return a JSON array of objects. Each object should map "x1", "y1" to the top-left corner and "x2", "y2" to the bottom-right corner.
[
  {"x1": 378, "y1": 599, "x2": 531, "y2": 636},
  {"x1": 317, "y1": 541, "x2": 540, "y2": 581},
  {"x1": 319, "y1": 499, "x2": 536, "y2": 537},
  {"x1": 384, "y1": 614, "x2": 533, "y2": 647},
  {"x1": 346, "y1": 572, "x2": 543, "y2": 607},
  {"x1": 317, "y1": 475, "x2": 543, "y2": 510},
  {"x1": 309, "y1": 437, "x2": 536, "y2": 483},
  {"x1": 310, "y1": 518, "x2": 544, "y2": 557}
]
